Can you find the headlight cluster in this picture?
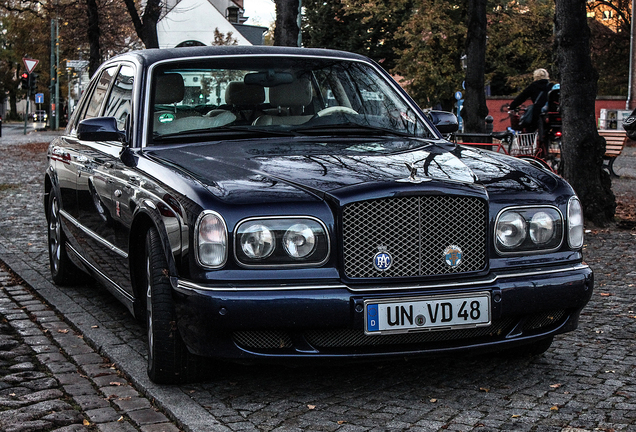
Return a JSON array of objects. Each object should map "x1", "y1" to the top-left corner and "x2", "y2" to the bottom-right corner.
[
  {"x1": 495, "y1": 206, "x2": 563, "y2": 254},
  {"x1": 235, "y1": 217, "x2": 329, "y2": 267},
  {"x1": 196, "y1": 214, "x2": 329, "y2": 269}
]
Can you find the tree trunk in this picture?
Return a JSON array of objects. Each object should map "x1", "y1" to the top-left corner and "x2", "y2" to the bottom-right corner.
[
  {"x1": 463, "y1": 0, "x2": 489, "y2": 134},
  {"x1": 274, "y1": 0, "x2": 300, "y2": 47},
  {"x1": 122, "y1": 0, "x2": 161, "y2": 49},
  {"x1": 86, "y1": 0, "x2": 101, "y2": 78},
  {"x1": 555, "y1": 0, "x2": 615, "y2": 226}
]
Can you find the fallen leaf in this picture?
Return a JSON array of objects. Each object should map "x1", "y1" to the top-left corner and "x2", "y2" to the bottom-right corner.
[
  {"x1": 550, "y1": 406, "x2": 559, "y2": 411},
  {"x1": 600, "y1": 293, "x2": 612, "y2": 297},
  {"x1": 511, "y1": 414, "x2": 521, "y2": 418},
  {"x1": 83, "y1": 419, "x2": 91, "y2": 426},
  {"x1": 550, "y1": 383, "x2": 562, "y2": 389},
  {"x1": 430, "y1": 398, "x2": 437, "y2": 403},
  {"x1": 307, "y1": 404, "x2": 316, "y2": 410},
  {"x1": 337, "y1": 421, "x2": 347, "y2": 425},
  {"x1": 91, "y1": 325, "x2": 99, "y2": 328},
  {"x1": 479, "y1": 387, "x2": 490, "y2": 393},
  {"x1": 117, "y1": 416, "x2": 125, "y2": 422},
  {"x1": 110, "y1": 381, "x2": 124, "y2": 386},
  {"x1": 57, "y1": 329, "x2": 69, "y2": 334},
  {"x1": 605, "y1": 370, "x2": 616, "y2": 374}
]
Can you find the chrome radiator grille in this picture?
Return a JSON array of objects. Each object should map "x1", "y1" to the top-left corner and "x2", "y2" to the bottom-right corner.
[{"x1": 342, "y1": 195, "x2": 488, "y2": 278}]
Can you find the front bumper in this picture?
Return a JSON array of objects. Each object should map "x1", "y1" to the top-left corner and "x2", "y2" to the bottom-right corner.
[{"x1": 172, "y1": 264, "x2": 593, "y2": 360}]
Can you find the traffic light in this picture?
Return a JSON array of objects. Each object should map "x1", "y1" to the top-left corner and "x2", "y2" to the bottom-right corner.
[
  {"x1": 20, "y1": 72, "x2": 28, "y2": 89},
  {"x1": 28, "y1": 73, "x2": 38, "y2": 91}
]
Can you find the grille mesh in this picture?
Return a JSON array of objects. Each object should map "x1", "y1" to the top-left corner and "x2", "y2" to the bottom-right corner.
[
  {"x1": 523, "y1": 310, "x2": 565, "y2": 331},
  {"x1": 233, "y1": 330, "x2": 293, "y2": 349},
  {"x1": 232, "y1": 311, "x2": 567, "y2": 350},
  {"x1": 304, "y1": 319, "x2": 514, "y2": 348},
  {"x1": 342, "y1": 196, "x2": 488, "y2": 278}
]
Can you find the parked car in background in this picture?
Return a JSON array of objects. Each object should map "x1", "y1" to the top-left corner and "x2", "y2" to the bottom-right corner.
[
  {"x1": 33, "y1": 110, "x2": 47, "y2": 122},
  {"x1": 44, "y1": 46, "x2": 593, "y2": 384}
]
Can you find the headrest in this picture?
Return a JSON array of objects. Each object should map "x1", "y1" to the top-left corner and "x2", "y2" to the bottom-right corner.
[
  {"x1": 154, "y1": 74, "x2": 185, "y2": 105},
  {"x1": 269, "y1": 78, "x2": 312, "y2": 108},
  {"x1": 225, "y1": 82, "x2": 266, "y2": 106}
]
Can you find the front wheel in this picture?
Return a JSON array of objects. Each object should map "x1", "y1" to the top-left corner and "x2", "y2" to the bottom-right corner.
[{"x1": 144, "y1": 226, "x2": 202, "y2": 384}]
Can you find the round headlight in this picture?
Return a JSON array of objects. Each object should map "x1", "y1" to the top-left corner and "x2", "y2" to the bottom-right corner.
[
  {"x1": 496, "y1": 211, "x2": 527, "y2": 249},
  {"x1": 197, "y1": 212, "x2": 227, "y2": 267},
  {"x1": 240, "y1": 224, "x2": 275, "y2": 259},
  {"x1": 283, "y1": 224, "x2": 316, "y2": 258},
  {"x1": 568, "y1": 196, "x2": 584, "y2": 249},
  {"x1": 529, "y1": 211, "x2": 555, "y2": 245}
]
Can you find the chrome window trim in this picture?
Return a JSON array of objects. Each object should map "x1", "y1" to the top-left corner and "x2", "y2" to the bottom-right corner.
[
  {"x1": 59, "y1": 209, "x2": 128, "y2": 259},
  {"x1": 494, "y1": 205, "x2": 564, "y2": 256},
  {"x1": 233, "y1": 215, "x2": 331, "y2": 269},
  {"x1": 141, "y1": 53, "x2": 437, "y2": 147},
  {"x1": 174, "y1": 263, "x2": 589, "y2": 292}
]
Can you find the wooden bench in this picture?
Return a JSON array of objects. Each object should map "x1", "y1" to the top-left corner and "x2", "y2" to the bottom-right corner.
[{"x1": 598, "y1": 130, "x2": 627, "y2": 177}]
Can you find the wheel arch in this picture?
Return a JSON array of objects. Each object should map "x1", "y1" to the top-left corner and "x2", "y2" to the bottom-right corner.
[{"x1": 129, "y1": 208, "x2": 182, "y2": 319}]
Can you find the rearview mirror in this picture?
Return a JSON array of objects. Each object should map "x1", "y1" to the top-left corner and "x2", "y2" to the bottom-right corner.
[
  {"x1": 427, "y1": 110, "x2": 459, "y2": 134},
  {"x1": 244, "y1": 71, "x2": 294, "y2": 87}
]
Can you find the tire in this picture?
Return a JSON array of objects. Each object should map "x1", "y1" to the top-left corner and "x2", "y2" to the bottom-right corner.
[
  {"x1": 144, "y1": 226, "x2": 202, "y2": 384},
  {"x1": 47, "y1": 192, "x2": 82, "y2": 285}
]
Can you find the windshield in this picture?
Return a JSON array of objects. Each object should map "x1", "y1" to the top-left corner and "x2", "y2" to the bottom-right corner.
[{"x1": 149, "y1": 56, "x2": 436, "y2": 144}]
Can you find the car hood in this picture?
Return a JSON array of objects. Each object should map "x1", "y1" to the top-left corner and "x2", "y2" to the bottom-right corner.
[{"x1": 146, "y1": 137, "x2": 559, "y2": 204}]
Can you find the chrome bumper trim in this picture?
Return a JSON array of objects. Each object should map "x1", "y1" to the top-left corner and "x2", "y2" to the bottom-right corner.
[{"x1": 174, "y1": 264, "x2": 589, "y2": 293}]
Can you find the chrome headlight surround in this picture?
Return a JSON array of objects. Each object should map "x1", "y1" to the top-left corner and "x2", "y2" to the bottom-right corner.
[
  {"x1": 235, "y1": 216, "x2": 329, "y2": 267},
  {"x1": 495, "y1": 206, "x2": 563, "y2": 255},
  {"x1": 195, "y1": 210, "x2": 228, "y2": 269},
  {"x1": 567, "y1": 196, "x2": 584, "y2": 249}
]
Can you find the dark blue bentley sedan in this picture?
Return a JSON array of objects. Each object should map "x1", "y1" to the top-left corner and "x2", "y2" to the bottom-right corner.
[{"x1": 44, "y1": 46, "x2": 593, "y2": 384}]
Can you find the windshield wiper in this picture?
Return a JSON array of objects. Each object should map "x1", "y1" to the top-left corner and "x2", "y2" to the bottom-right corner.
[
  {"x1": 294, "y1": 122, "x2": 419, "y2": 138},
  {"x1": 153, "y1": 125, "x2": 296, "y2": 141}
]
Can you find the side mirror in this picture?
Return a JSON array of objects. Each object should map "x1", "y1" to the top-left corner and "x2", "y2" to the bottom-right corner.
[
  {"x1": 77, "y1": 117, "x2": 127, "y2": 143},
  {"x1": 427, "y1": 110, "x2": 459, "y2": 135}
]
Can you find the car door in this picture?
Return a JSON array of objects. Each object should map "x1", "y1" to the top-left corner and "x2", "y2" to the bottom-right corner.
[
  {"x1": 74, "y1": 64, "x2": 136, "y2": 296},
  {"x1": 50, "y1": 73, "x2": 103, "y2": 248}
]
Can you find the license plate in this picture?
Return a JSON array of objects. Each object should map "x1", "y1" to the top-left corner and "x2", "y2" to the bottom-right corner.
[{"x1": 364, "y1": 292, "x2": 491, "y2": 335}]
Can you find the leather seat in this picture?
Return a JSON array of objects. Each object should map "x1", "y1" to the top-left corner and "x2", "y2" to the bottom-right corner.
[{"x1": 253, "y1": 78, "x2": 313, "y2": 126}]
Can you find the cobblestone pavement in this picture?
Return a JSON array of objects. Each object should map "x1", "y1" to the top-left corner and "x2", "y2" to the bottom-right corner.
[
  {"x1": 0, "y1": 267, "x2": 181, "y2": 432},
  {"x1": 0, "y1": 130, "x2": 634, "y2": 432}
]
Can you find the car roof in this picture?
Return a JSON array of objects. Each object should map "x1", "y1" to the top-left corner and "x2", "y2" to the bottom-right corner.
[{"x1": 107, "y1": 45, "x2": 372, "y2": 69}]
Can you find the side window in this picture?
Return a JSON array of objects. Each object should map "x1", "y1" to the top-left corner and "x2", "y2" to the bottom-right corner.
[
  {"x1": 103, "y1": 65, "x2": 135, "y2": 131},
  {"x1": 83, "y1": 66, "x2": 118, "y2": 120}
]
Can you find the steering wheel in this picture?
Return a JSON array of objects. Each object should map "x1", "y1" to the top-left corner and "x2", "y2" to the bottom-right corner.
[{"x1": 316, "y1": 106, "x2": 358, "y2": 117}]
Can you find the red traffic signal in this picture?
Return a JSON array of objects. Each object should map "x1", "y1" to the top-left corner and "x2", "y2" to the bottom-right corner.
[{"x1": 20, "y1": 72, "x2": 28, "y2": 88}]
